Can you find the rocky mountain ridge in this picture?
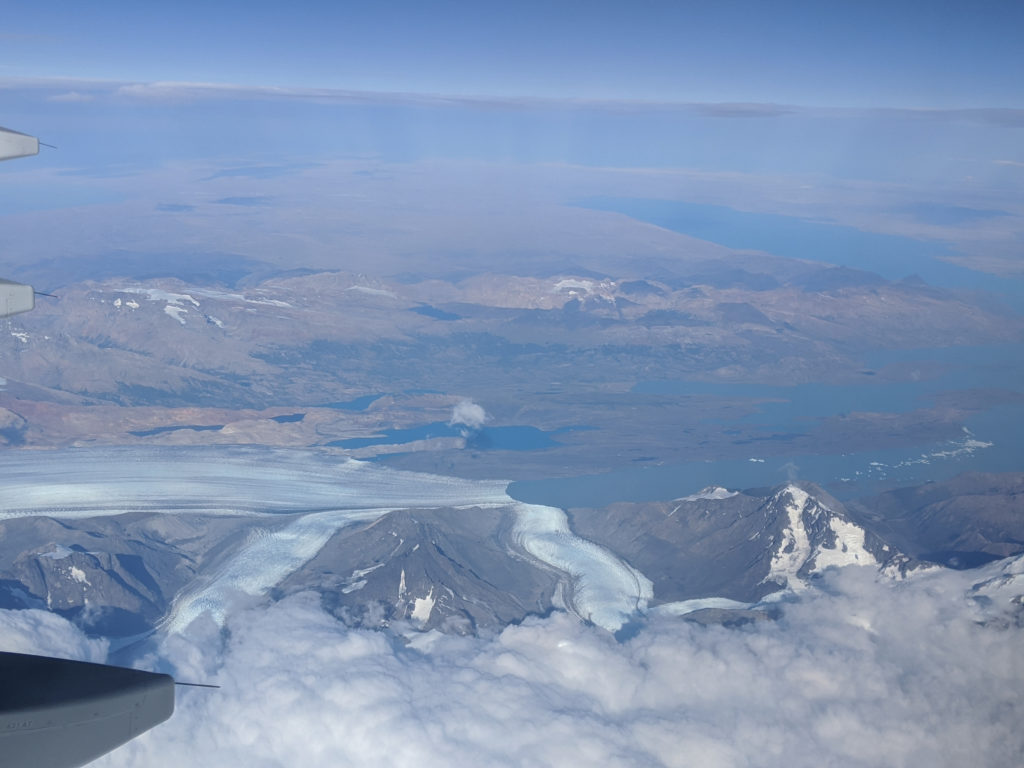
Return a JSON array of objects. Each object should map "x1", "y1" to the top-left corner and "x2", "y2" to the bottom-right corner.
[{"x1": 5, "y1": 475, "x2": 1014, "y2": 640}]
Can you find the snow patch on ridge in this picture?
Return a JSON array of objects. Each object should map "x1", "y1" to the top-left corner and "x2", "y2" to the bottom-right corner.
[
  {"x1": 676, "y1": 486, "x2": 738, "y2": 502},
  {"x1": 812, "y1": 517, "x2": 878, "y2": 572},
  {"x1": 347, "y1": 285, "x2": 397, "y2": 299},
  {"x1": 121, "y1": 287, "x2": 199, "y2": 325},
  {"x1": 411, "y1": 588, "x2": 436, "y2": 623},
  {"x1": 164, "y1": 305, "x2": 188, "y2": 325},
  {"x1": 39, "y1": 545, "x2": 74, "y2": 561},
  {"x1": 764, "y1": 486, "x2": 813, "y2": 590},
  {"x1": 125, "y1": 287, "x2": 200, "y2": 308},
  {"x1": 341, "y1": 563, "x2": 384, "y2": 594}
]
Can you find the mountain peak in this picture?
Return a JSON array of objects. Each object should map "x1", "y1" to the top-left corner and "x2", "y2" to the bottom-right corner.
[{"x1": 763, "y1": 484, "x2": 880, "y2": 592}]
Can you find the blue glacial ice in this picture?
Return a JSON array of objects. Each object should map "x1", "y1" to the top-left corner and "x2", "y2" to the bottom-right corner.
[
  {"x1": 0, "y1": 447, "x2": 654, "y2": 633},
  {"x1": 0, "y1": 446, "x2": 511, "y2": 519},
  {"x1": 511, "y1": 503, "x2": 653, "y2": 631},
  {"x1": 162, "y1": 508, "x2": 391, "y2": 633}
]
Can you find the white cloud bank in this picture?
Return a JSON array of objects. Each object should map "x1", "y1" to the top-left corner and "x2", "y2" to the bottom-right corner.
[
  {"x1": 0, "y1": 559, "x2": 992, "y2": 768},
  {"x1": 0, "y1": 607, "x2": 108, "y2": 662}
]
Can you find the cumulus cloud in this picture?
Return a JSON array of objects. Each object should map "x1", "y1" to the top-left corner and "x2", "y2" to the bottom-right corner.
[
  {"x1": 83, "y1": 561, "x2": 1024, "y2": 768},
  {"x1": 449, "y1": 399, "x2": 487, "y2": 430}
]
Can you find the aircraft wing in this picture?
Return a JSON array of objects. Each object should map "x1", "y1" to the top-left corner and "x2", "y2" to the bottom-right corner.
[
  {"x1": 0, "y1": 126, "x2": 181, "y2": 768},
  {"x1": 0, "y1": 652, "x2": 175, "y2": 768},
  {"x1": 0, "y1": 126, "x2": 40, "y2": 161},
  {"x1": 1, "y1": 279, "x2": 35, "y2": 318},
  {"x1": 0, "y1": 127, "x2": 39, "y2": 315}
]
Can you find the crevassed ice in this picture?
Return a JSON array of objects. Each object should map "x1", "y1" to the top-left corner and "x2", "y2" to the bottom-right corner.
[
  {"x1": 2, "y1": 447, "x2": 656, "y2": 634},
  {"x1": 162, "y1": 508, "x2": 388, "y2": 633},
  {"x1": 511, "y1": 503, "x2": 653, "y2": 632},
  {"x1": 0, "y1": 447, "x2": 511, "y2": 520},
  {"x1": 650, "y1": 597, "x2": 752, "y2": 616}
]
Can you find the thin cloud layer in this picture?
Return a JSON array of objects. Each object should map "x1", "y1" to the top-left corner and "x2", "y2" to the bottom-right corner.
[
  {"x1": 0, "y1": 607, "x2": 108, "y2": 662},
  {"x1": 7, "y1": 76, "x2": 1022, "y2": 127},
  {"x1": 25, "y1": 561, "x2": 1010, "y2": 768},
  {"x1": 46, "y1": 91, "x2": 95, "y2": 103}
]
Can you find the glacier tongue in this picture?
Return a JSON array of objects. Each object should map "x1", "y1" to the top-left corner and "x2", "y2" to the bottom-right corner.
[
  {"x1": 168, "y1": 500, "x2": 656, "y2": 635},
  {"x1": 162, "y1": 508, "x2": 391, "y2": 633},
  {"x1": 512, "y1": 503, "x2": 653, "y2": 632}
]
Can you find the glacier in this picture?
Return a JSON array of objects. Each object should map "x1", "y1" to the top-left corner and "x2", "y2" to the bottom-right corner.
[
  {"x1": 0, "y1": 447, "x2": 653, "y2": 633},
  {"x1": 511, "y1": 503, "x2": 653, "y2": 631}
]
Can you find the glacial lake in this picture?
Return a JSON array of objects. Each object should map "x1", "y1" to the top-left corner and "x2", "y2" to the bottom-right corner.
[
  {"x1": 634, "y1": 344, "x2": 1024, "y2": 430},
  {"x1": 506, "y1": 199, "x2": 1024, "y2": 507},
  {"x1": 510, "y1": 343, "x2": 1024, "y2": 506}
]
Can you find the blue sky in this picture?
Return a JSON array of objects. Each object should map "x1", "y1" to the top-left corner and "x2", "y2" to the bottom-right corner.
[
  {"x1": 1, "y1": 0, "x2": 1021, "y2": 282},
  {"x1": 3, "y1": 0, "x2": 1023, "y2": 107}
]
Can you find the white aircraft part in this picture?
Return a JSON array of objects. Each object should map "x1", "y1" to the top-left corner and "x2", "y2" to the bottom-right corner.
[
  {"x1": 0, "y1": 127, "x2": 40, "y2": 318},
  {"x1": 0, "y1": 280, "x2": 34, "y2": 318},
  {"x1": 0, "y1": 127, "x2": 38, "y2": 162}
]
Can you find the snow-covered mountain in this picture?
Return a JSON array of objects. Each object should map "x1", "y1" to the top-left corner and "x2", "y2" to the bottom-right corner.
[
  {"x1": 759, "y1": 485, "x2": 886, "y2": 591},
  {"x1": 0, "y1": 446, "x2": 970, "y2": 642},
  {"x1": 569, "y1": 482, "x2": 907, "y2": 608}
]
